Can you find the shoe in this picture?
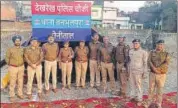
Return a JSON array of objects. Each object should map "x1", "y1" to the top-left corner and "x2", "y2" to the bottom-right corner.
[
  {"x1": 67, "y1": 85, "x2": 71, "y2": 90},
  {"x1": 121, "y1": 93, "x2": 127, "y2": 98},
  {"x1": 90, "y1": 85, "x2": 94, "y2": 88},
  {"x1": 111, "y1": 91, "x2": 117, "y2": 95},
  {"x1": 17, "y1": 95, "x2": 24, "y2": 99},
  {"x1": 45, "y1": 89, "x2": 50, "y2": 94},
  {"x1": 82, "y1": 86, "x2": 86, "y2": 89},
  {"x1": 27, "y1": 94, "x2": 32, "y2": 100},
  {"x1": 142, "y1": 101, "x2": 149, "y2": 108},
  {"x1": 52, "y1": 89, "x2": 58, "y2": 93},
  {"x1": 76, "y1": 86, "x2": 79, "y2": 89},
  {"x1": 143, "y1": 100, "x2": 151, "y2": 108},
  {"x1": 38, "y1": 93, "x2": 43, "y2": 100},
  {"x1": 130, "y1": 98, "x2": 136, "y2": 102},
  {"x1": 10, "y1": 97, "x2": 16, "y2": 102},
  {"x1": 157, "y1": 104, "x2": 162, "y2": 108},
  {"x1": 116, "y1": 91, "x2": 122, "y2": 96}
]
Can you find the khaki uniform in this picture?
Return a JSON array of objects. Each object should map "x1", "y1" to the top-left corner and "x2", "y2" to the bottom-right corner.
[
  {"x1": 98, "y1": 43, "x2": 116, "y2": 91},
  {"x1": 42, "y1": 43, "x2": 59, "y2": 90},
  {"x1": 147, "y1": 50, "x2": 170, "y2": 106},
  {"x1": 89, "y1": 41, "x2": 101, "y2": 87},
  {"x1": 5, "y1": 46, "x2": 24, "y2": 97},
  {"x1": 115, "y1": 42, "x2": 130, "y2": 95},
  {"x1": 129, "y1": 48, "x2": 147, "y2": 101},
  {"x1": 75, "y1": 46, "x2": 89, "y2": 87},
  {"x1": 58, "y1": 47, "x2": 74, "y2": 87},
  {"x1": 24, "y1": 46, "x2": 43, "y2": 95}
]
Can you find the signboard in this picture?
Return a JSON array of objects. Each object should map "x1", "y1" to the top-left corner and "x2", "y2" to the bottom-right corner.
[{"x1": 31, "y1": 1, "x2": 91, "y2": 42}]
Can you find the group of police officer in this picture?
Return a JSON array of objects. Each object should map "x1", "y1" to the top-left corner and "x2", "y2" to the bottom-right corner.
[{"x1": 5, "y1": 33, "x2": 170, "y2": 108}]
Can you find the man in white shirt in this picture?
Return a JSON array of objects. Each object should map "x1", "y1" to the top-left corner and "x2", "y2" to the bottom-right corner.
[{"x1": 128, "y1": 39, "x2": 148, "y2": 106}]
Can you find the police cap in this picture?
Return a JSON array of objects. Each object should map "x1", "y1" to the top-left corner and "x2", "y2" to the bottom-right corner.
[
  {"x1": 132, "y1": 39, "x2": 141, "y2": 43},
  {"x1": 30, "y1": 37, "x2": 38, "y2": 41},
  {"x1": 156, "y1": 40, "x2": 165, "y2": 44}
]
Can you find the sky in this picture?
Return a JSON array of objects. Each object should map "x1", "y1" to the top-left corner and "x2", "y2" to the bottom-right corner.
[
  {"x1": 86, "y1": 1, "x2": 146, "y2": 12},
  {"x1": 111, "y1": 1, "x2": 146, "y2": 12}
]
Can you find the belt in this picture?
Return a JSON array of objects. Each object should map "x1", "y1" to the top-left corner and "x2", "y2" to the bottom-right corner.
[
  {"x1": 9, "y1": 64, "x2": 24, "y2": 67},
  {"x1": 90, "y1": 58, "x2": 97, "y2": 61},
  {"x1": 117, "y1": 62, "x2": 124, "y2": 64},
  {"x1": 102, "y1": 61, "x2": 112, "y2": 63},
  {"x1": 150, "y1": 71, "x2": 165, "y2": 74},
  {"x1": 61, "y1": 60, "x2": 72, "y2": 63},
  {"x1": 45, "y1": 59, "x2": 57, "y2": 62},
  {"x1": 76, "y1": 60, "x2": 87, "y2": 63}
]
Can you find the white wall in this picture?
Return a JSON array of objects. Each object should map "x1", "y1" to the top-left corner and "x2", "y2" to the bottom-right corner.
[
  {"x1": 104, "y1": 1, "x2": 119, "y2": 8},
  {"x1": 115, "y1": 17, "x2": 130, "y2": 29},
  {"x1": 102, "y1": 8, "x2": 117, "y2": 20},
  {"x1": 91, "y1": 6, "x2": 102, "y2": 20}
]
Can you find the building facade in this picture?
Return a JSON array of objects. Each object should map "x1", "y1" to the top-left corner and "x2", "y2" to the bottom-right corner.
[{"x1": 91, "y1": 5, "x2": 103, "y2": 28}]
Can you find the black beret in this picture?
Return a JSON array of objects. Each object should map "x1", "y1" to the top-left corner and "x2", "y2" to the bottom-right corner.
[
  {"x1": 132, "y1": 39, "x2": 141, "y2": 43},
  {"x1": 156, "y1": 40, "x2": 165, "y2": 44},
  {"x1": 12, "y1": 35, "x2": 22, "y2": 43},
  {"x1": 30, "y1": 37, "x2": 38, "y2": 41}
]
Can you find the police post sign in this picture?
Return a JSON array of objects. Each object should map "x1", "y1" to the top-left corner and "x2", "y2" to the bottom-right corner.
[{"x1": 31, "y1": 1, "x2": 92, "y2": 42}]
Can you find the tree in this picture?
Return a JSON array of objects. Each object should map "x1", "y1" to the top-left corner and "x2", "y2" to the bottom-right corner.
[
  {"x1": 136, "y1": 0, "x2": 177, "y2": 32},
  {"x1": 137, "y1": 1, "x2": 162, "y2": 29},
  {"x1": 161, "y1": 0, "x2": 177, "y2": 32}
]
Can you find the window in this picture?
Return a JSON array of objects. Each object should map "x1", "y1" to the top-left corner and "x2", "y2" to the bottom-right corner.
[
  {"x1": 92, "y1": 10, "x2": 98, "y2": 16},
  {"x1": 116, "y1": 24, "x2": 121, "y2": 29},
  {"x1": 136, "y1": 26, "x2": 142, "y2": 30}
]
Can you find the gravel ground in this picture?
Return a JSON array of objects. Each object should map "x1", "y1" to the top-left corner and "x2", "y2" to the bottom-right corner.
[{"x1": 1, "y1": 60, "x2": 177, "y2": 103}]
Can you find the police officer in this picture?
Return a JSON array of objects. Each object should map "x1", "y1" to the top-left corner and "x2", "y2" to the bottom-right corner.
[
  {"x1": 98, "y1": 36, "x2": 116, "y2": 93},
  {"x1": 129, "y1": 39, "x2": 147, "y2": 106},
  {"x1": 146, "y1": 40, "x2": 170, "y2": 108},
  {"x1": 115, "y1": 35, "x2": 130, "y2": 97},
  {"x1": 75, "y1": 40, "x2": 89, "y2": 89},
  {"x1": 42, "y1": 34, "x2": 59, "y2": 94},
  {"x1": 5, "y1": 35, "x2": 25, "y2": 102},
  {"x1": 89, "y1": 33, "x2": 101, "y2": 88},
  {"x1": 58, "y1": 41, "x2": 74, "y2": 90},
  {"x1": 24, "y1": 37, "x2": 44, "y2": 100}
]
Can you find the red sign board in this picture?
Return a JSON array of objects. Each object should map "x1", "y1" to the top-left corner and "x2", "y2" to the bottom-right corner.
[{"x1": 31, "y1": 1, "x2": 91, "y2": 15}]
